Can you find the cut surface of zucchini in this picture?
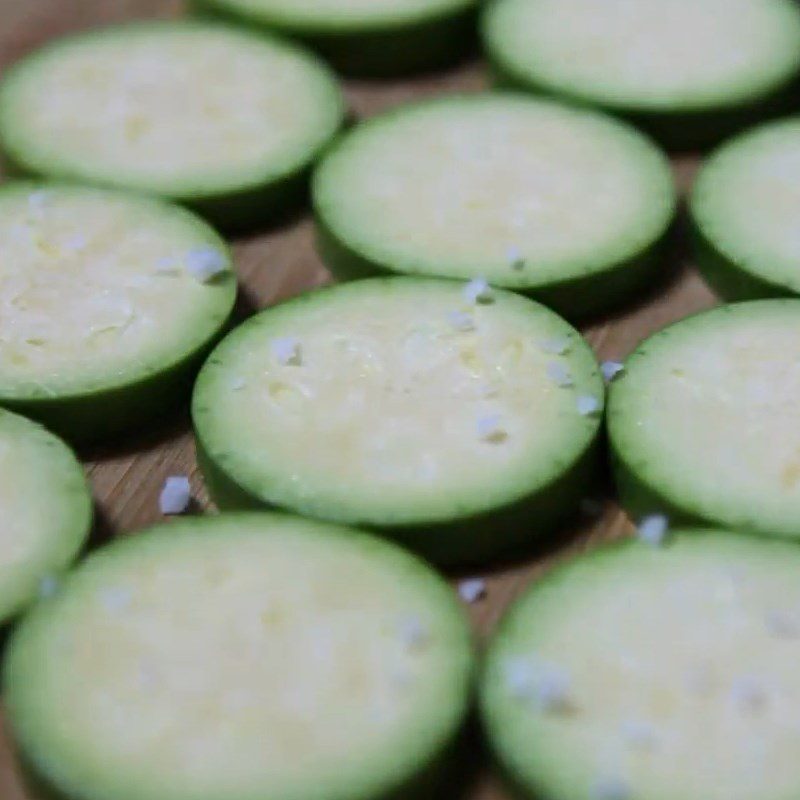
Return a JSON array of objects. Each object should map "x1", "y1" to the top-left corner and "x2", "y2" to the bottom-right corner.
[
  {"x1": 609, "y1": 301, "x2": 800, "y2": 538},
  {"x1": 193, "y1": 277, "x2": 603, "y2": 564},
  {"x1": 0, "y1": 408, "x2": 91, "y2": 625},
  {"x1": 0, "y1": 22, "x2": 345, "y2": 227},
  {"x1": 4, "y1": 513, "x2": 474, "y2": 800},
  {"x1": 692, "y1": 117, "x2": 800, "y2": 299},
  {"x1": 482, "y1": 0, "x2": 800, "y2": 148},
  {"x1": 313, "y1": 95, "x2": 675, "y2": 318},
  {"x1": 482, "y1": 530, "x2": 800, "y2": 800},
  {"x1": 0, "y1": 182, "x2": 236, "y2": 441}
]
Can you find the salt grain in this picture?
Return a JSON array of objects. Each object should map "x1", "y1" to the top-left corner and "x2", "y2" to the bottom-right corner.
[
  {"x1": 601, "y1": 361, "x2": 625, "y2": 383},
  {"x1": 546, "y1": 361, "x2": 573, "y2": 388},
  {"x1": 463, "y1": 277, "x2": 493, "y2": 305},
  {"x1": 577, "y1": 395, "x2": 601, "y2": 416},
  {"x1": 538, "y1": 337, "x2": 571, "y2": 356},
  {"x1": 458, "y1": 578, "x2": 487, "y2": 604},
  {"x1": 185, "y1": 248, "x2": 228, "y2": 283},
  {"x1": 159, "y1": 476, "x2": 191, "y2": 515},
  {"x1": 477, "y1": 414, "x2": 507, "y2": 443},
  {"x1": 637, "y1": 514, "x2": 669, "y2": 547},
  {"x1": 271, "y1": 337, "x2": 302, "y2": 366},
  {"x1": 447, "y1": 310, "x2": 476, "y2": 332}
]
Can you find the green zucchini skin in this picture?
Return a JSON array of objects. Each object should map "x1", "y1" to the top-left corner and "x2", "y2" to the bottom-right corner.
[
  {"x1": 2, "y1": 321, "x2": 231, "y2": 445},
  {"x1": 691, "y1": 220, "x2": 792, "y2": 302},
  {"x1": 190, "y1": 0, "x2": 479, "y2": 77},
  {"x1": 12, "y1": 729, "x2": 470, "y2": 800},
  {"x1": 197, "y1": 429, "x2": 601, "y2": 567},
  {"x1": 315, "y1": 213, "x2": 672, "y2": 321},
  {"x1": 2, "y1": 147, "x2": 313, "y2": 236},
  {"x1": 488, "y1": 59, "x2": 800, "y2": 151}
]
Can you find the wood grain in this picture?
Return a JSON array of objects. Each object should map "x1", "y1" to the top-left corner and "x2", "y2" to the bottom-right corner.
[{"x1": 0, "y1": 3, "x2": 719, "y2": 798}]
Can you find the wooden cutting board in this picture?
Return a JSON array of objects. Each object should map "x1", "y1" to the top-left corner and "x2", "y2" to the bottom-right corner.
[{"x1": 0, "y1": 2, "x2": 719, "y2": 797}]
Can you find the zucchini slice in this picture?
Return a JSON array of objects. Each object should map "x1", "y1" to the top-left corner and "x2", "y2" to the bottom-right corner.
[
  {"x1": 482, "y1": 0, "x2": 800, "y2": 149},
  {"x1": 0, "y1": 408, "x2": 91, "y2": 626},
  {"x1": 0, "y1": 21, "x2": 345, "y2": 229},
  {"x1": 191, "y1": 0, "x2": 479, "y2": 76},
  {"x1": 193, "y1": 277, "x2": 604, "y2": 564},
  {"x1": 482, "y1": 530, "x2": 800, "y2": 800},
  {"x1": 609, "y1": 300, "x2": 800, "y2": 539},
  {"x1": 0, "y1": 182, "x2": 236, "y2": 442},
  {"x1": 692, "y1": 117, "x2": 800, "y2": 299},
  {"x1": 4, "y1": 513, "x2": 474, "y2": 800},
  {"x1": 313, "y1": 95, "x2": 676, "y2": 318}
]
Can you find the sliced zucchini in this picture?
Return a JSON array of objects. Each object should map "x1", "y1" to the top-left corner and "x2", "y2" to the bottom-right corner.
[
  {"x1": 482, "y1": 530, "x2": 800, "y2": 800},
  {"x1": 0, "y1": 408, "x2": 91, "y2": 626},
  {"x1": 0, "y1": 182, "x2": 236, "y2": 442},
  {"x1": 692, "y1": 117, "x2": 800, "y2": 300},
  {"x1": 0, "y1": 21, "x2": 345, "y2": 230},
  {"x1": 193, "y1": 277, "x2": 604, "y2": 564},
  {"x1": 4, "y1": 513, "x2": 474, "y2": 800},
  {"x1": 609, "y1": 300, "x2": 800, "y2": 539},
  {"x1": 482, "y1": 0, "x2": 800, "y2": 149},
  {"x1": 191, "y1": 0, "x2": 478, "y2": 76},
  {"x1": 313, "y1": 95, "x2": 676, "y2": 318}
]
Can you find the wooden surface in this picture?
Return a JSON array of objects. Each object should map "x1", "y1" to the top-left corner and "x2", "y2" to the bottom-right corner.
[{"x1": 0, "y1": 2, "x2": 720, "y2": 798}]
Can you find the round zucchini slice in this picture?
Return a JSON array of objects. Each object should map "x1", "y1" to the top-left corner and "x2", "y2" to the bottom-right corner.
[
  {"x1": 692, "y1": 117, "x2": 800, "y2": 300},
  {"x1": 481, "y1": 530, "x2": 800, "y2": 800},
  {"x1": 0, "y1": 408, "x2": 91, "y2": 626},
  {"x1": 482, "y1": 0, "x2": 800, "y2": 149},
  {"x1": 4, "y1": 513, "x2": 474, "y2": 800},
  {"x1": 313, "y1": 95, "x2": 676, "y2": 319},
  {"x1": 191, "y1": 0, "x2": 478, "y2": 76},
  {"x1": 609, "y1": 300, "x2": 800, "y2": 539},
  {"x1": 193, "y1": 277, "x2": 604, "y2": 565},
  {"x1": 0, "y1": 21, "x2": 345, "y2": 230},
  {"x1": 0, "y1": 182, "x2": 236, "y2": 443}
]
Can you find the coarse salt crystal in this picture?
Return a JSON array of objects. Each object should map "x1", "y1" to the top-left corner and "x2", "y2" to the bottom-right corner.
[
  {"x1": 601, "y1": 361, "x2": 625, "y2": 383},
  {"x1": 533, "y1": 667, "x2": 572, "y2": 712},
  {"x1": 159, "y1": 476, "x2": 191, "y2": 515},
  {"x1": 577, "y1": 395, "x2": 601, "y2": 416},
  {"x1": 458, "y1": 578, "x2": 487, "y2": 604},
  {"x1": 546, "y1": 361, "x2": 573, "y2": 388},
  {"x1": 397, "y1": 615, "x2": 428, "y2": 650},
  {"x1": 637, "y1": 514, "x2": 668, "y2": 547},
  {"x1": 503, "y1": 657, "x2": 572, "y2": 712},
  {"x1": 477, "y1": 414, "x2": 506, "y2": 443},
  {"x1": 185, "y1": 248, "x2": 228, "y2": 283},
  {"x1": 506, "y1": 245, "x2": 525, "y2": 270},
  {"x1": 230, "y1": 377, "x2": 247, "y2": 391},
  {"x1": 463, "y1": 277, "x2": 493, "y2": 305},
  {"x1": 271, "y1": 337, "x2": 302, "y2": 366},
  {"x1": 538, "y1": 337, "x2": 571, "y2": 356},
  {"x1": 447, "y1": 310, "x2": 476, "y2": 332}
]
